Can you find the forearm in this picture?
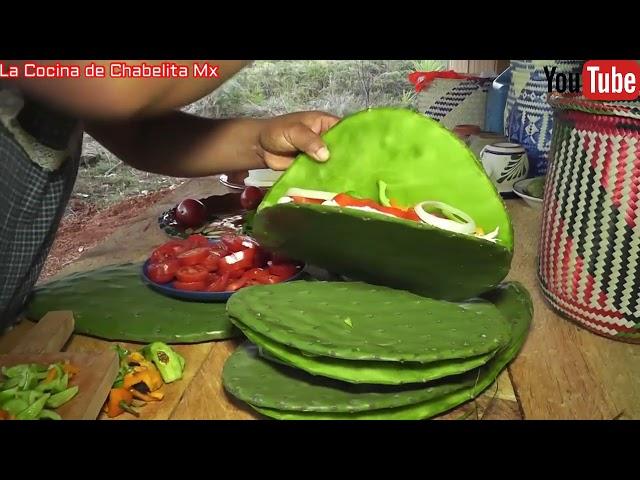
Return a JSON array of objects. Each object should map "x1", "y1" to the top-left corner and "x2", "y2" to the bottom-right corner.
[{"x1": 85, "y1": 111, "x2": 268, "y2": 177}]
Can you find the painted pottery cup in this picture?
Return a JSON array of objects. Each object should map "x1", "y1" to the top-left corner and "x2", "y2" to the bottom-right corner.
[{"x1": 479, "y1": 142, "x2": 529, "y2": 195}]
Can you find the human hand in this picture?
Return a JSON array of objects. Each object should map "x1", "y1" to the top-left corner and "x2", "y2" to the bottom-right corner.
[{"x1": 257, "y1": 111, "x2": 340, "y2": 170}]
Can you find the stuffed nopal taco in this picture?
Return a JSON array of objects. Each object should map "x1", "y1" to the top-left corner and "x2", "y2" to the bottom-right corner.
[{"x1": 252, "y1": 108, "x2": 513, "y2": 301}]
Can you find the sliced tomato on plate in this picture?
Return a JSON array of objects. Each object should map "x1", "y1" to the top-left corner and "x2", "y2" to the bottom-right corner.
[
  {"x1": 173, "y1": 280, "x2": 207, "y2": 291},
  {"x1": 183, "y1": 234, "x2": 210, "y2": 249},
  {"x1": 240, "y1": 268, "x2": 270, "y2": 283},
  {"x1": 268, "y1": 263, "x2": 300, "y2": 279},
  {"x1": 202, "y1": 250, "x2": 223, "y2": 272},
  {"x1": 150, "y1": 241, "x2": 187, "y2": 263},
  {"x1": 226, "y1": 278, "x2": 248, "y2": 292},
  {"x1": 219, "y1": 248, "x2": 256, "y2": 274},
  {"x1": 177, "y1": 247, "x2": 211, "y2": 266},
  {"x1": 147, "y1": 258, "x2": 180, "y2": 284},
  {"x1": 220, "y1": 234, "x2": 246, "y2": 253},
  {"x1": 206, "y1": 272, "x2": 230, "y2": 292},
  {"x1": 176, "y1": 265, "x2": 209, "y2": 283},
  {"x1": 267, "y1": 274, "x2": 284, "y2": 284},
  {"x1": 221, "y1": 234, "x2": 258, "y2": 253}
]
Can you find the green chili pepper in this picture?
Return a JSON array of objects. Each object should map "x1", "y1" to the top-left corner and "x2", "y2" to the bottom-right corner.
[
  {"x1": 2, "y1": 364, "x2": 29, "y2": 378},
  {"x1": 112, "y1": 344, "x2": 133, "y2": 388},
  {"x1": 47, "y1": 386, "x2": 78, "y2": 408},
  {"x1": 142, "y1": 342, "x2": 185, "y2": 383},
  {"x1": 16, "y1": 393, "x2": 50, "y2": 420},
  {"x1": 14, "y1": 390, "x2": 44, "y2": 404},
  {"x1": 53, "y1": 373, "x2": 69, "y2": 393},
  {"x1": 1, "y1": 398, "x2": 29, "y2": 417},
  {"x1": 378, "y1": 180, "x2": 391, "y2": 207},
  {"x1": 2, "y1": 376, "x2": 20, "y2": 389},
  {"x1": 18, "y1": 368, "x2": 39, "y2": 391},
  {"x1": 38, "y1": 409, "x2": 62, "y2": 420},
  {"x1": 0, "y1": 387, "x2": 19, "y2": 403},
  {"x1": 36, "y1": 374, "x2": 60, "y2": 392}
]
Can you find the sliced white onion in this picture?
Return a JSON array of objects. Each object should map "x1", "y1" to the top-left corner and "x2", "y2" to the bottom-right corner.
[
  {"x1": 414, "y1": 201, "x2": 476, "y2": 235},
  {"x1": 277, "y1": 196, "x2": 294, "y2": 204},
  {"x1": 285, "y1": 188, "x2": 337, "y2": 201},
  {"x1": 477, "y1": 227, "x2": 500, "y2": 242}
]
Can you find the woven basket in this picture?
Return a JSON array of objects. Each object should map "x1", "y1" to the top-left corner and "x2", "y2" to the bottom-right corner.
[
  {"x1": 538, "y1": 93, "x2": 640, "y2": 342},
  {"x1": 417, "y1": 77, "x2": 491, "y2": 130},
  {"x1": 504, "y1": 60, "x2": 584, "y2": 177}
]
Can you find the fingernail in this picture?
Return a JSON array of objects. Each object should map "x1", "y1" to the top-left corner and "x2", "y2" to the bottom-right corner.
[{"x1": 315, "y1": 147, "x2": 330, "y2": 162}]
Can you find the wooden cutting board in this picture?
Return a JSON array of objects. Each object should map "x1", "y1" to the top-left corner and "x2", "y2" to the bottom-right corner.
[{"x1": 0, "y1": 311, "x2": 119, "y2": 420}]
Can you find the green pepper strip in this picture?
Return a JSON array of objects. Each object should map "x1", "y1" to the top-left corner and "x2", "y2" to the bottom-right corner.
[
  {"x1": 16, "y1": 393, "x2": 50, "y2": 420},
  {"x1": 377, "y1": 180, "x2": 391, "y2": 207},
  {"x1": 0, "y1": 387, "x2": 19, "y2": 404},
  {"x1": 38, "y1": 409, "x2": 62, "y2": 420},
  {"x1": 1, "y1": 398, "x2": 30, "y2": 417},
  {"x1": 47, "y1": 386, "x2": 78, "y2": 408}
]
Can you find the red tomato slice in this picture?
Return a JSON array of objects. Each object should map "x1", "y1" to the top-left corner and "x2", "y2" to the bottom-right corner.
[
  {"x1": 184, "y1": 234, "x2": 210, "y2": 249},
  {"x1": 202, "y1": 251, "x2": 222, "y2": 272},
  {"x1": 240, "y1": 268, "x2": 270, "y2": 283},
  {"x1": 206, "y1": 272, "x2": 230, "y2": 292},
  {"x1": 220, "y1": 234, "x2": 246, "y2": 253},
  {"x1": 403, "y1": 208, "x2": 421, "y2": 222},
  {"x1": 150, "y1": 241, "x2": 187, "y2": 263},
  {"x1": 291, "y1": 196, "x2": 324, "y2": 204},
  {"x1": 177, "y1": 247, "x2": 210, "y2": 266},
  {"x1": 176, "y1": 265, "x2": 209, "y2": 283},
  {"x1": 173, "y1": 280, "x2": 207, "y2": 291},
  {"x1": 226, "y1": 278, "x2": 247, "y2": 292},
  {"x1": 334, "y1": 193, "x2": 415, "y2": 220},
  {"x1": 266, "y1": 274, "x2": 283, "y2": 284},
  {"x1": 268, "y1": 263, "x2": 299, "y2": 279},
  {"x1": 219, "y1": 248, "x2": 256, "y2": 274},
  {"x1": 147, "y1": 258, "x2": 180, "y2": 284}
]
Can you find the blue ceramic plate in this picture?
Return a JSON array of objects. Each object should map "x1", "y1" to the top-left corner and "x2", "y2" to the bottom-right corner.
[{"x1": 141, "y1": 259, "x2": 306, "y2": 303}]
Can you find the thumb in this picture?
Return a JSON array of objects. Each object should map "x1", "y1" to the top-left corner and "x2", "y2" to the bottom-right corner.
[{"x1": 282, "y1": 123, "x2": 331, "y2": 162}]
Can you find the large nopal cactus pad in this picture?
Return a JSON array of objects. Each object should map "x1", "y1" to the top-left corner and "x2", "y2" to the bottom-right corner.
[
  {"x1": 223, "y1": 282, "x2": 532, "y2": 418},
  {"x1": 232, "y1": 317, "x2": 496, "y2": 384},
  {"x1": 227, "y1": 281, "x2": 510, "y2": 362},
  {"x1": 25, "y1": 263, "x2": 239, "y2": 343},
  {"x1": 224, "y1": 343, "x2": 472, "y2": 413},
  {"x1": 253, "y1": 108, "x2": 513, "y2": 301}
]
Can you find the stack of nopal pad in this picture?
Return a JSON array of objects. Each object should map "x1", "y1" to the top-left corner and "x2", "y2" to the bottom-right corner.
[{"x1": 222, "y1": 281, "x2": 532, "y2": 420}]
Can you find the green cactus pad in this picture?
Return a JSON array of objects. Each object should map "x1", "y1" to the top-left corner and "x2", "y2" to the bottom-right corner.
[
  {"x1": 253, "y1": 108, "x2": 513, "y2": 301},
  {"x1": 25, "y1": 263, "x2": 239, "y2": 344},
  {"x1": 226, "y1": 281, "x2": 510, "y2": 362},
  {"x1": 224, "y1": 343, "x2": 471, "y2": 413},
  {"x1": 223, "y1": 282, "x2": 532, "y2": 418},
  {"x1": 232, "y1": 317, "x2": 496, "y2": 384}
]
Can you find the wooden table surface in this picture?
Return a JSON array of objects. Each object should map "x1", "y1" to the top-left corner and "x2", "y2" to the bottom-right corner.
[{"x1": 1, "y1": 176, "x2": 638, "y2": 420}]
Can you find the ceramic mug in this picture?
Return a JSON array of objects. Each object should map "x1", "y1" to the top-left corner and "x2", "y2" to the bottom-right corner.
[
  {"x1": 468, "y1": 132, "x2": 507, "y2": 159},
  {"x1": 479, "y1": 142, "x2": 529, "y2": 196}
]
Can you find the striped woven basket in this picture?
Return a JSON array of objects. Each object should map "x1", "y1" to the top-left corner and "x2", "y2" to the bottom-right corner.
[
  {"x1": 538, "y1": 93, "x2": 640, "y2": 342},
  {"x1": 416, "y1": 78, "x2": 491, "y2": 130}
]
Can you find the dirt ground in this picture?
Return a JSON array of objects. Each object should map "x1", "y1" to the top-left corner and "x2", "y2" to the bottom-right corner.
[{"x1": 40, "y1": 186, "x2": 178, "y2": 281}]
